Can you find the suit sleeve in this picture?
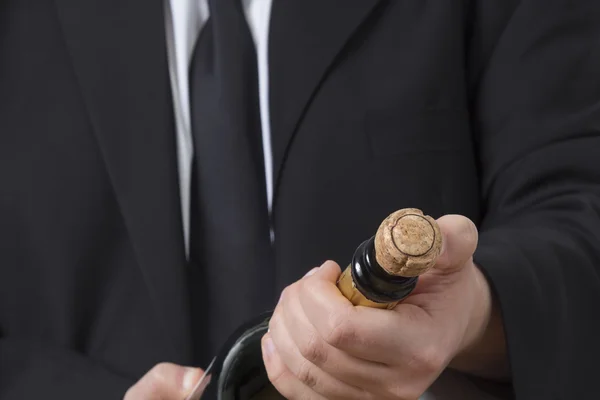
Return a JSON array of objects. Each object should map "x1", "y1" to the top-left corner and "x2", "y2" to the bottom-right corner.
[
  {"x1": 0, "y1": 338, "x2": 134, "y2": 399},
  {"x1": 470, "y1": 1, "x2": 600, "y2": 398}
]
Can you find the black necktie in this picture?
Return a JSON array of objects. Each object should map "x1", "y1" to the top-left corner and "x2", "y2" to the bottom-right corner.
[{"x1": 188, "y1": 0, "x2": 275, "y2": 363}]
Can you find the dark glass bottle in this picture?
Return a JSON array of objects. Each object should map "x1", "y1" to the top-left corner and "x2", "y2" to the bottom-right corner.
[{"x1": 201, "y1": 311, "x2": 276, "y2": 400}]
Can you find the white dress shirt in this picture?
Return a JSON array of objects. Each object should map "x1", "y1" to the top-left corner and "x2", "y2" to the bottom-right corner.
[{"x1": 164, "y1": 0, "x2": 274, "y2": 255}]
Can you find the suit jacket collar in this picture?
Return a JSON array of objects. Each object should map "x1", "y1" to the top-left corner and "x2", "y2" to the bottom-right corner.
[{"x1": 54, "y1": 0, "x2": 193, "y2": 362}]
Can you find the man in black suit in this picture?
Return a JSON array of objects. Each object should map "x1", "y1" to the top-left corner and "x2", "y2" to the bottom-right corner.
[{"x1": 1, "y1": 0, "x2": 599, "y2": 399}]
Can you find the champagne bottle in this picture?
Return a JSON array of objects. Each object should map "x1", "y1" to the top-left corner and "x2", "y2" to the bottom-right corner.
[{"x1": 202, "y1": 208, "x2": 442, "y2": 399}]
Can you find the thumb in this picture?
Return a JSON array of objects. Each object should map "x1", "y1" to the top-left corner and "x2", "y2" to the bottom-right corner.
[
  {"x1": 310, "y1": 260, "x2": 343, "y2": 283},
  {"x1": 433, "y1": 214, "x2": 478, "y2": 274},
  {"x1": 124, "y1": 363, "x2": 206, "y2": 400}
]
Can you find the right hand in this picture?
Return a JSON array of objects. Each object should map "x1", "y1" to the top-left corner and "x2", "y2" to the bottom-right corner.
[{"x1": 124, "y1": 363, "x2": 207, "y2": 400}]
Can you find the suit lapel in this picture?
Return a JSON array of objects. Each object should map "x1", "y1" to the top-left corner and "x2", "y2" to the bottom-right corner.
[
  {"x1": 54, "y1": 0, "x2": 192, "y2": 360},
  {"x1": 269, "y1": 0, "x2": 381, "y2": 200}
]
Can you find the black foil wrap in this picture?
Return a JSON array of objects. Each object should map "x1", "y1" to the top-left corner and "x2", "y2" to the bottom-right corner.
[{"x1": 351, "y1": 236, "x2": 418, "y2": 304}]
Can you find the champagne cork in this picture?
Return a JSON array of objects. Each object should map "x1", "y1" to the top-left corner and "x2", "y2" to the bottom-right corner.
[{"x1": 337, "y1": 208, "x2": 442, "y2": 309}]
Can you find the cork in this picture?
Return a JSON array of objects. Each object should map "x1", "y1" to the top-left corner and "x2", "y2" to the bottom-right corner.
[
  {"x1": 374, "y1": 208, "x2": 442, "y2": 277},
  {"x1": 336, "y1": 208, "x2": 442, "y2": 309}
]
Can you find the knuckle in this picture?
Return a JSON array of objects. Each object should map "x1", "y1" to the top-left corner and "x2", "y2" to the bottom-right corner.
[
  {"x1": 412, "y1": 343, "x2": 445, "y2": 375},
  {"x1": 268, "y1": 311, "x2": 279, "y2": 332},
  {"x1": 359, "y1": 390, "x2": 379, "y2": 400},
  {"x1": 299, "y1": 331, "x2": 328, "y2": 366},
  {"x1": 305, "y1": 276, "x2": 326, "y2": 296},
  {"x1": 298, "y1": 276, "x2": 315, "y2": 298},
  {"x1": 265, "y1": 359, "x2": 287, "y2": 386},
  {"x1": 296, "y1": 358, "x2": 318, "y2": 389},
  {"x1": 266, "y1": 365, "x2": 297, "y2": 400},
  {"x1": 324, "y1": 307, "x2": 355, "y2": 348},
  {"x1": 123, "y1": 387, "x2": 135, "y2": 400},
  {"x1": 145, "y1": 377, "x2": 164, "y2": 397},
  {"x1": 149, "y1": 363, "x2": 170, "y2": 383},
  {"x1": 381, "y1": 383, "x2": 403, "y2": 400},
  {"x1": 269, "y1": 304, "x2": 284, "y2": 332},
  {"x1": 280, "y1": 284, "x2": 299, "y2": 307},
  {"x1": 280, "y1": 286, "x2": 291, "y2": 303},
  {"x1": 384, "y1": 386, "x2": 420, "y2": 400},
  {"x1": 379, "y1": 381, "x2": 422, "y2": 400}
]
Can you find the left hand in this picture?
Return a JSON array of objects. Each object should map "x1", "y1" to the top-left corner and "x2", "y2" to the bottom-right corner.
[
  {"x1": 124, "y1": 363, "x2": 207, "y2": 400},
  {"x1": 261, "y1": 215, "x2": 495, "y2": 400}
]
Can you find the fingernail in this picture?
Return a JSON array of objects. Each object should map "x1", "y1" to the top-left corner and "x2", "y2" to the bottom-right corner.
[
  {"x1": 263, "y1": 336, "x2": 275, "y2": 359},
  {"x1": 183, "y1": 368, "x2": 198, "y2": 392}
]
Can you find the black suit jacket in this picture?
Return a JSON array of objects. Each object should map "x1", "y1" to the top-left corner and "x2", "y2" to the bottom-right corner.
[{"x1": 1, "y1": 0, "x2": 599, "y2": 398}]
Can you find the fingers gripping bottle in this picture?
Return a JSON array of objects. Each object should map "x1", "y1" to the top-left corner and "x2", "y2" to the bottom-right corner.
[{"x1": 204, "y1": 208, "x2": 442, "y2": 400}]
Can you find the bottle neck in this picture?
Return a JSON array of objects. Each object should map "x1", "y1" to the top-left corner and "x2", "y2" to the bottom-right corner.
[{"x1": 350, "y1": 236, "x2": 418, "y2": 304}]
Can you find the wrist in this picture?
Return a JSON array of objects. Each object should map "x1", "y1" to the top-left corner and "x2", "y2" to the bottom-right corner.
[
  {"x1": 450, "y1": 264, "x2": 509, "y2": 381},
  {"x1": 464, "y1": 264, "x2": 493, "y2": 354}
]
